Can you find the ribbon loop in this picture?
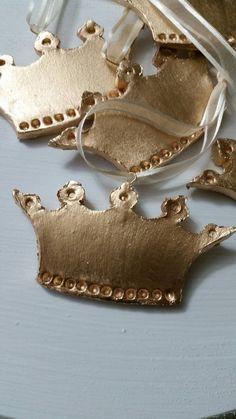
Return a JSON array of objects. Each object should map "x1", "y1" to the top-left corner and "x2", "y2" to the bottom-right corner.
[
  {"x1": 74, "y1": 0, "x2": 235, "y2": 185},
  {"x1": 27, "y1": 0, "x2": 65, "y2": 34},
  {"x1": 76, "y1": 79, "x2": 226, "y2": 184},
  {"x1": 149, "y1": 0, "x2": 236, "y2": 109}
]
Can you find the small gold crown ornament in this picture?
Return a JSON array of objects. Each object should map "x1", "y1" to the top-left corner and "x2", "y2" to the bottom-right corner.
[
  {"x1": 115, "y1": 0, "x2": 236, "y2": 48},
  {"x1": 187, "y1": 139, "x2": 236, "y2": 201},
  {"x1": 13, "y1": 181, "x2": 236, "y2": 306},
  {"x1": 49, "y1": 49, "x2": 213, "y2": 173},
  {"x1": 0, "y1": 21, "x2": 118, "y2": 139}
]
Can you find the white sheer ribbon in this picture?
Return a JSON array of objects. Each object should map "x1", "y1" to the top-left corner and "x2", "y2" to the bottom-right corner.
[
  {"x1": 75, "y1": 0, "x2": 236, "y2": 184},
  {"x1": 27, "y1": 0, "x2": 65, "y2": 34},
  {"x1": 149, "y1": 0, "x2": 236, "y2": 109},
  {"x1": 102, "y1": 8, "x2": 144, "y2": 64},
  {"x1": 76, "y1": 79, "x2": 226, "y2": 184}
]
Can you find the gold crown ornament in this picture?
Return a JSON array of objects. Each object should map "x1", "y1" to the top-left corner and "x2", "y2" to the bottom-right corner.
[
  {"x1": 0, "y1": 21, "x2": 118, "y2": 139},
  {"x1": 49, "y1": 49, "x2": 213, "y2": 173},
  {"x1": 13, "y1": 181, "x2": 236, "y2": 306},
  {"x1": 115, "y1": 0, "x2": 236, "y2": 49},
  {"x1": 187, "y1": 139, "x2": 236, "y2": 201}
]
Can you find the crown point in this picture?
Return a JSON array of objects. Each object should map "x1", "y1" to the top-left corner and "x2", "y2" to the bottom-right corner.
[
  {"x1": 13, "y1": 189, "x2": 43, "y2": 216},
  {"x1": 187, "y1": 170, "x2": 219, "y2": 190},
  {"x1": 48, "y1": 127, "x2": 77, "y2": 150},
  {"x1": 187, "y1": 139, "x2": 236, "y2": 200},
  {"x1": 199, "y1": 224, "x2": 236, "y2": 252},
  {"x1": 213, "y1": 138, "x2": 236, "y2": 167},
  {"x1": 57, "y1": 181, "x2": 85, "y2": 206},
  {"x1": 78, "y1": 21, "x2": 104, "y2": 42},
  {"x1": 34, "y1": 31, "x2": 60, "y2": 54},
  {"x1": 116, "y1": 60, "x2": 142, "y2": 91},
  {"x1": 161, "y1": 196, "x2": 189, "y2": 223},
  {"x1": 110, "y1": 182, "x2": 138, "y2": 209}
]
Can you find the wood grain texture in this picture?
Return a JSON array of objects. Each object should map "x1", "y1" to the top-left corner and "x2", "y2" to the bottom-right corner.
[{"x1": 0, "y1": 1, "x2": 236, "y2": 419}]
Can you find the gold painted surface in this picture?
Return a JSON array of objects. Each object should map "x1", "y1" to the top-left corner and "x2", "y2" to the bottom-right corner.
[
  {"x1": 13, "y1": 181, "x2": 236, "y2": 306},
  {"x1": 49, "y1": 51, "x2": 212, "y2": 172},
  {"x1": 116, "y1": 0, "x2": 236, "y2": 48},
  {"x1": 0, "y1": 22, "x2": 117, "y2": 139},
  {"x1": 187, "y1": 139, "x2": 236, "y2": 200}
]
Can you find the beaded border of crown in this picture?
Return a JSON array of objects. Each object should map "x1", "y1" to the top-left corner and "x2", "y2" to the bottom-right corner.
[
  {"x1": 13, "y1": 181, "x2": 236, "y2": 307},
  {"x1": 38, "y1": 272, "x2": 178, "y2": 305}
]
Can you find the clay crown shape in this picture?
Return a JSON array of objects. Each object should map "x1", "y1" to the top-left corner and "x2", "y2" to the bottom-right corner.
[
  {"x1": 13, "y1": 181, "x2": 236, "y2": 306},
  {"x1": 49, "y1": 50, "x2": 213, "y2": 172},
  {"x1": 187, "y1": 139, "x2": 236, "y2": 201},
  {"x1": 0, "y1": 21, "x2": 117, "y2": 139}
]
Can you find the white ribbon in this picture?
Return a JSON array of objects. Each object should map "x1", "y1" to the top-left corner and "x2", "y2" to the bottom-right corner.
[
  {"x1": 75, "y1": 0, "x2": 236, "y2": 184},
  {"x1": 27, "y1": 0, "x2": 65, "y2": 34},
  {"x1": 76, "y1": 81, "x2": 226, "y2": 184},
  {"x1": 102, "y1": 8, "x2": 144, "y2": 64},
  {"x1": 149, "y1": 0, "x2": 236, "y2": 109}
]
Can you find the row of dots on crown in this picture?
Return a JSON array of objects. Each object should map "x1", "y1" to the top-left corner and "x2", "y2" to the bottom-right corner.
[
  {"x1": 130, "y1": 134, "x2": 198, "y2": 173},
  {"x1": 158, "y1": 33, "x2": 188, "y2": 42},
  {"x1": 158, "y1": 32, "x2": 235, "y2": 44},
  {"x1": 18, "y1": 108, "x2": 79, "y2": 132},
  {"x1": 39, "y1": 272, "x2": 177, "y2": 304}
]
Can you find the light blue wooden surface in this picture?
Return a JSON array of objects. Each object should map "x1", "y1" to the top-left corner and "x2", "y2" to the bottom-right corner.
[{"x1": 0, "y1": 1, "x2": 236, "y2": 418}]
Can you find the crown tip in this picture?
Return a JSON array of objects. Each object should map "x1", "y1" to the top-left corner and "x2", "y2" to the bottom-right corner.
[
  {"x1": 78, "y1": 21, "x2": 104, "y2": 42},
  {"x1": 201, "y1": 224, "x2": 236, "y2": 252},
  {"x1": 187, "y1": 170, "x2": 219, "y2": 188},
  {"x1": 186, "y1": 180, "x2": 197, "y2": 189},
  {"x1": 13, "y1": 188, "x2": 21, "y2": 204},
  {"x1": 48, "y1": 127, "x2": 77, "y2": 150},
  {"x1": 229, "y1": 226, "x2": 236, "y2": 235}
]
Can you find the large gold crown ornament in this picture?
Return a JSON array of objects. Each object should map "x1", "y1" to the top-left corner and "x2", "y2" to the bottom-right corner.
[
  {"x1": 13, "y1": 181, "x2": 236, "y2": 306},
  {"x1": 49, "y1": 50, "x2": 213, "y2": 173},
  {"x1": 0, "y1": 21, "x2": 117, "y2": 139},
  {"x1": 187, "y1": 139, "x2": 236, "y2": 200},
  {"x1": 115, "y1": 0, "x2": 236, "y2": 49}
]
